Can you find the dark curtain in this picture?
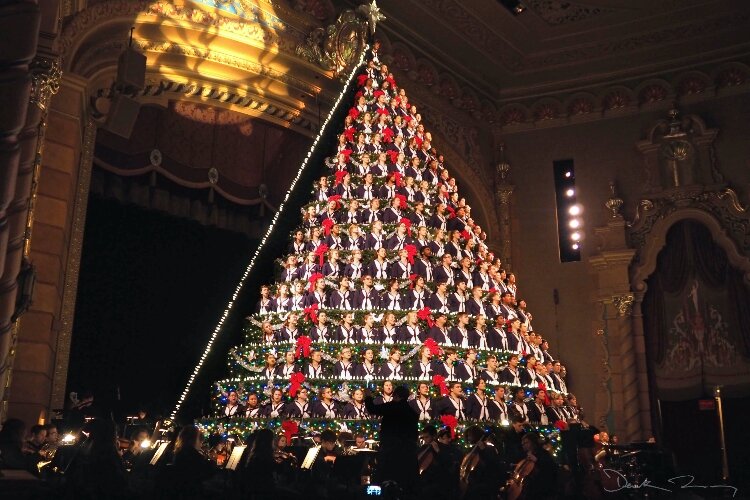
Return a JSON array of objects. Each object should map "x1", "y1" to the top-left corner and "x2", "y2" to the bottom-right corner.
[{"x1": 643, "y1": 219, "x2": 750, "y2": 367}]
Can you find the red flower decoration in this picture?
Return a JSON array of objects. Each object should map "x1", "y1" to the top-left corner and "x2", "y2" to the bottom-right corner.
[
  {"x1": 373, "y1": 89, "x2": 385, "y2": 97},
  {"x1": 460, "y1": 230, "x2": 471, "y2": 241},
  {"x1": 383, "y1": 128, "x2": 394, "y2": 143},
  {"x1": 440, "y1": 414, "x2": 458, "y2": 439},
  {"x1": 348, "y1": 108, "x2": 360, "y2": 120},
  {"x1": 376, "y1": 108, "x2": 390, "y2": 117},
  {"x1": 387, "y1": 150, "x2": 399, "y2": 163},
  {"x1": 409, "y1": 273, "x2": 418, "y2": 289},
  {"x1": 554, "y1": 420, "x2": 568, "y2": 431},
  {"x1": 282, "y1": 420, "x2": 299, "y2": 444},
  {"x1": 289, "y1": 372, "x2": 306, "y2": 396},
  {"x1": 356, "y1": 74, "x2": 368, "y2": 87},
  {"x1": 303, "y1": 304, "x2": 319, "y2": 324},
  {"x1": 315, "y1": 243, "x2": 329, "y2": 265},
  {"x1": 417, "y1": 307, "x2": 434, "y2": 328}
]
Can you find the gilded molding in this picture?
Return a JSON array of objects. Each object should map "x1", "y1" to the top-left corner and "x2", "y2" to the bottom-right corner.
[
  {"x1": 29, "y1": 57, "x2": 63, "y2": 111},
  {"x1": 612, "y1": 293, "x2": 635, "y2": 317},
  {"x1": 50, "y1": 117, "x2": 96, "y2": 411},
  {"x1": 296, "y1": 9, "x2": 368, "y2": 80}
]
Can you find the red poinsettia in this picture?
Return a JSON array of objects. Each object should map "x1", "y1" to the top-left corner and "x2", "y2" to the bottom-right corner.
[
  {"x1": 308, "y1": 273, "x2": 324, "y2": 293},
  {"x1": 404, "y1": 242, "x2": 417, "y2": 262},
  {"x1": 554, "y1": 420, "x2": 568, "y2": 431},
  {"x1": 424, "y1": 338, "x2": 442, "y2": 357}
]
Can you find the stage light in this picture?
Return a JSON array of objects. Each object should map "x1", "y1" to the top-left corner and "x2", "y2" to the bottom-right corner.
[
  {"x1": 140, "y1": 439, "x2": 152, "y2": 449},
  {"x1": 564, "y1": 171, "x2": 571, "y2": 178},
  {"x1": 565, "y1": 188, "x2": 574, "y2": 197},
  {"x1": 572, "y1": 243, "x2": 579, "y2": 250},
  {"x1": 62, "y1": 433, "x2": 76, "y2": 444},
  {"x1": 571, "y1": 232, "x2": 581, "y2": 241},
  {"x1": 569, "y1": 219, "x2": 580, "y2": 229},
  {"x1": 568, "y1": 205, "x2": 581, "y2": 216}
]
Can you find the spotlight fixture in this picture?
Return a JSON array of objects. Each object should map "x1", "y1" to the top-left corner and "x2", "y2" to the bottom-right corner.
[
  {"x1": 498, "y1": 0, "x2": 527, "y2": 15},
  {"x1": 553, "y1": 159, "x2": 584, "y2": 262}
]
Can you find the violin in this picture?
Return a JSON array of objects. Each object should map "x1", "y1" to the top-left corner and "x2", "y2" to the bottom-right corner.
[
  {"x1": 417, "y1": 441, "x2": 438, "y2": 474},
  {"x1": 459, "y1": 434, "x2": 490, "y2": 496},
  {"x1": 505, "y1": 455, "x2": 536, "y2": 500}
]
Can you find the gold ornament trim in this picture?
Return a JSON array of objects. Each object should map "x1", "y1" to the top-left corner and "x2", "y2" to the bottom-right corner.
[
  {"x1": 50, "y1": 117, "x2": 97, "y2": 410},
  {"x1": 612, "y1": 293, "x2": 635, "y2": 317}
]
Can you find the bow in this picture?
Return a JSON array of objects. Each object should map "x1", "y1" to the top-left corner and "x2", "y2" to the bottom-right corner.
[
  {"x1": 440, "y1": 414, "x2": 458, "y2": 439},
  {"x1": 308, "y1": 273, "x2": 324, "y2": 293},
  {"x1": 404, "y1": 243, "x2": 417, "y2": 264},
  {"x1": 334, "y1": 170, "x2": 348, "y2": 186},
  {"x1": 315, "y1": 243, "x2": 329, "y2": 265},
  {"x1": 282, "y1": 420, "x2": 299, "y2": 444},
  {"x1": 357, "y1": 74, "x2": 368, "y2": 86},
  {"x1": 460, "y1": 229, "x2": 471, "y2": 241},
  {"x1": 289, "y1": 372, "x2": 306, "y2": 397},
  {"x1": 391, "y1": 172, "x2": 403, "y2": 187},
  {"x1": 394, "y1": 193, "x2": 407, "y2": 209},
  {"x1": 424, "y1": 338, "x2": 442, "y2": 357},
  {"x1": 303, "y1": 304, "x2": 319, "y2": 324},
  {"x1": 382, "y1": 127, "x2": 394, "y2": 143},
  {"x1": 409, "y1": 273, "x2": 418, "y2": 290},
  {"x1": 348, "y1": 107, "x2": 360, "y2": 120},
  {"x1": 327, "y1": 194, "x2": 342, "y2": 210},
  {"x1": 344, "y1": 127, "x2": 355, "y2": 142},
  {"x1": 433, "y1": 375, "x2": 449, "y2": 397},
  {"x1": 417, "y1": 307, "x2": 434, "y2": 328},
  {"x1": 376, "y1": 108, "x2": 390, "y2": 117},
  {"x1": 387, "y1": 150, "x2": 399, "y2": 163}
]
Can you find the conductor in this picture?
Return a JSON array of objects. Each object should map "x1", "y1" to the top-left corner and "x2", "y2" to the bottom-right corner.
[{"x1": 364, "y1": 385, "x2": 419, "y2": 493}]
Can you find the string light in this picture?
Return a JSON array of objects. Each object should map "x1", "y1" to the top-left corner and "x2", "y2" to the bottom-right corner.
[{"x1": 170, "y1": 47, "x2": 370, "y2": 420}]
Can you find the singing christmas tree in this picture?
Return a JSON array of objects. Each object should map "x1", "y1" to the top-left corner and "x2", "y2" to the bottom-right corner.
[{"x1": 197, "y1": 39, "x2": 573, "y2": 449}]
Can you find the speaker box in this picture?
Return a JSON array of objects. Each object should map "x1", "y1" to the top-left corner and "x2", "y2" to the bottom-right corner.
[
  {"x1": 117, "y1": 48, "x2": 147, "y2": 90},
  {"x1": 104, "y1": 94, "x2": 141, "y2": 138}
]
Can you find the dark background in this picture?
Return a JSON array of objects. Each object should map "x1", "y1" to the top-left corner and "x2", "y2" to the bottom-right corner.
[{"x1": 66, "y1": 195, "x2": 256, "y2": 420}]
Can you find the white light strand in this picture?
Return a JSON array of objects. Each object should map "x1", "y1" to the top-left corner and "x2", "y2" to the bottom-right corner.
[{"x1": 170, "y1": 48, "x2": 369, "y2": 420}]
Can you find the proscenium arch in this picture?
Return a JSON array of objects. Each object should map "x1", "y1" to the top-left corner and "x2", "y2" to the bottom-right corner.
[{"x1": 631, "y1": 208, "x2": 750, "y2": 296}]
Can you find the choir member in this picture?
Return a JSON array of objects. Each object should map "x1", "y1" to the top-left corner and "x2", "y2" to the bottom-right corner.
[
  {"x1": 426, "y1": 312, "x2": 450, "y2": 344},
  {"x1": 410, "y1": 346, "x2": 435, "y2": 380},
  {"x1": 465, "y1": 378, "x2": 492, "y2": 421},
  {"x1": 527, "y1": 390, "x2": 550, "y2": 426},
  {"x1": 277, "y1": 350, "x2": 299, "y2": 378},
  {"x1": 435, "y1": 382, "x2": 466, "y2": 419},
  {"x1": 260, "y1": 320, "x2": 275, "y2": 344},
  {"x1": 333, "y1": 346, "x2": 357, "y2": 379},
  {"x1": 409, "y1": 382, "x2": 434, "y2": 421},
  {"x1": 373, "y1": 380, "x2": 395, "y2": 405},
  {"x1": 481, "y1": 355, "x2": 502, "y2": 386},
  {"x1": 455, "y1": 348, "x2": 479, "y2": 382},
  {"x1": 285, "y1": 387, "x2": 311, "y2": 418},
  {"x1": 274, "y1": 313, "x2": 300, "y2": 342},
  {"x1": 305, "y1": 349, "x2": 326, "y2": 379},
  {"x1": 489, "y1": 386, "x2": 509, "y2": 424},
  {"x1": 343, "y1": 388, "x2": 370, "y2": 419},
  {"x1": 244, "y1": 393, "x2": 261, "y2": 418},
  {"x1": 508, "y1": 387, "x2": 530, "y2": 423},
  {"x1": 432, "y1": 347, "x2": 460, "y2": 381},
  {"x1": 311, "y1": 387, "x2": 339, "y2": 418},
  {"x1": 353, "y1": 274, "x2": 379, "y2": 310},
  {"x1": 500, "y1": 354, "x2": 522, "y2": 386},
  {"x1": 223, "y1": 390, "x2": 245, "y2": 418},
  {"x1": 448, "y1": 312, "x2": 476, "y2": 348},
  {"x1": 255, "y1": 284, "x2": 274, "y2": 314},
  {"x1": 310, "y1": 311, "x2": 331, "y2": 341},
  {"x1": 380, "y1": 347, "x2": 404, "y2": 380},
  {"x1": 260, "y1": 388, "x2": 286, "y2": 418},
  {"x1": 354, "y1": 348, "x2": 379, "y2": 378}
]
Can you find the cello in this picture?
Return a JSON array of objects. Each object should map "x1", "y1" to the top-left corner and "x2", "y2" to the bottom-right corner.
[{"x1": 504, "y1": 455, "x2": 536, "y2": 500}]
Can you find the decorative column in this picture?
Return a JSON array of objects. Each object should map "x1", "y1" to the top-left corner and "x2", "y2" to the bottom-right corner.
[
  {"x1": 494, "y1": 144, "x2": 514, "y2": 269},
  {"x1": 588, "y1": 183, "x2": 650, "y2": 441}
]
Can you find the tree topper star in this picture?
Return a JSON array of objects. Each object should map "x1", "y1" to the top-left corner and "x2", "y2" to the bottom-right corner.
[{"x1": 358, "y1": 0, "x2": 386, "y2": 34}]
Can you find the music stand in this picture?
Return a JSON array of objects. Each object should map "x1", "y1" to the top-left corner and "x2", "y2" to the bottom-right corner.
[{"x1": 225, "y1": 445, "x2": 247, "y2": 471}]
